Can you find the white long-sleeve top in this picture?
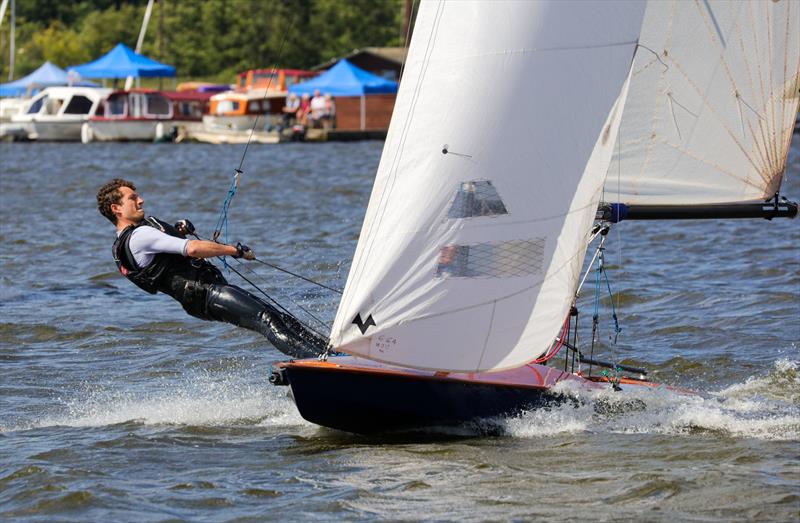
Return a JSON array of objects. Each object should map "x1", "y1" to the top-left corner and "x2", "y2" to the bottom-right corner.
[{"x1": 121, "y1": 226, "x2": 189, "y2": 268}]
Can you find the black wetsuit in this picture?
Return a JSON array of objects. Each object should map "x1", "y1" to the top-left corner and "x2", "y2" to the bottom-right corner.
[{"x1": 112, "y1": 217, "x2": 327, "y2": 359}]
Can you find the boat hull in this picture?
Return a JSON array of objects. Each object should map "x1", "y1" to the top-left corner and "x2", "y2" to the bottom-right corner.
[
  {"x1": 186, "y1": 128, "x2": 281, "y2": 144},
  {"x1": 274, "y1": 356, "x2": 597, "y2": 434},
  {"x1": 29, "y1": 118, "x2": 85, "y2": 141},
  {"x1": 88, "y1": 119, "x2": 162, "y2": 142}
]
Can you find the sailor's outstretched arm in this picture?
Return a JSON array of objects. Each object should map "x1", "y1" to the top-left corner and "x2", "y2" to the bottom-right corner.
[{"x1": 185, "y1": 240, "x2": 239, "y2": 259}]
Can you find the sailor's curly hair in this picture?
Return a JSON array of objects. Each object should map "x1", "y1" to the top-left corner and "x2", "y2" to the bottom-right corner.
[{"x1": 97, "y1": 178, "x2": 136, "y2": 224}]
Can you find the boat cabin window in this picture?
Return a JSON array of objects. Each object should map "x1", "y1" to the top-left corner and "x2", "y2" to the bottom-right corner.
[
  {"x1": 215, "y1": 100, "x2": 239, "y2": 114},
  {"x1": 435, "y1": 238, "x2": 545, "y2": 278},
  {"x1": 248, "y1": 100, "x2": 262, "y2": 113},
  {"x1": 63, "y1": 95, "x2": 93, "y2": 115},
  {"x1": 448, "y1": 180, "x2": 508, "y2": 218},
  {"x1": 107, "y1": 95, "x2": 127, "y2": 116},
  {"x1": 27, "y1": 96, "x2": 46, "y2": 114},
  {"x1": 145, "y1": 94, "x2": 171, "y2": 116},
  {"x1": 177, "y1": 101, "x2": 203, "y2": 118},
  {"x1": 44, "y1": 97, "x2": 65, "y2": 115}
]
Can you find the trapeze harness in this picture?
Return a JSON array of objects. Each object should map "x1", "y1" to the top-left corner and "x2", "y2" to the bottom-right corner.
[{"x1": 112, "y1": 217, "x2": 327, "y2": 359}]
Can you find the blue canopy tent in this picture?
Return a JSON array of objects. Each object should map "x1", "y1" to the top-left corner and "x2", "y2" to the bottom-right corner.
[
  {"x1": 289, "y1": 59, "x2": 398, "y2": 130},
  {"x1": 69, "y1": 43, "x2": 175, "y2": 79},
  {"x1": 0, "y1": 61, "x2": 97, "y2": 97},
  {"x1": 289, "y1": 59, "x2": 397, "y2": 96}
]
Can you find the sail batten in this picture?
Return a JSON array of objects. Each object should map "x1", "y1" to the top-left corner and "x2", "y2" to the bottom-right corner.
[
  {"x1": 605, "y1": 0, "x2": 800, "y2": 206},
  {"x1": 330, "y1": 0, "x2": 645, "y2": 373}
]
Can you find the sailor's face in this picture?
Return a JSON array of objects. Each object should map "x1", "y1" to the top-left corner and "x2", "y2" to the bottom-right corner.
[{"x1": 113, "y1": 186, "x2": 145, "y2": 223}]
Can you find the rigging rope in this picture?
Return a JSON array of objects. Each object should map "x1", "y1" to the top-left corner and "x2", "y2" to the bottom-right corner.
[
  {"x1": 212, "y1": 16, "x2": 295, "y2": 253},
  {"x1": 253, "y1": 257, "x2": 343, "y2": 294},
  {"x1": 212, "y1": 169, "x2": 241, "y2": 262},
  {"x1": 588, "y1": 245, "x2": 622, "y2": 376},
  {"x1": 192, "y1": 229, "x2": 338, "y2": 337},
  {"x1": 227, "y1": 258, "x2": 331, "y2": 339}
]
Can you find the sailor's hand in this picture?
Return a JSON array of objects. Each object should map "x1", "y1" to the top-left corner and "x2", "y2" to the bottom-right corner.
[
  {"x1": 174, "y1": 219, "x2": 195, "y2": 236},
  {"x1": 234, "y1": 242, "x2": 255, "y2": 260}
]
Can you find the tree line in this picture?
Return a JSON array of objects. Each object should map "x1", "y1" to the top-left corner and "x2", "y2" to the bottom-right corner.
[{"x1": 0, "y1": 0, "x2": 410, "y2": 83}]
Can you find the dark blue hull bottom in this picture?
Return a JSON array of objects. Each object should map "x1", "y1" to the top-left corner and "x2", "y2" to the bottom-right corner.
[{"x1": 281, "y1": 363, "x2": 565, "y2": 434}]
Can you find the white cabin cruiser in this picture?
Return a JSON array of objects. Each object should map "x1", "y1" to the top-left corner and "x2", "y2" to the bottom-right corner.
[{"x1": 11, "y1": 86, "x2": 111, "y2": 141}]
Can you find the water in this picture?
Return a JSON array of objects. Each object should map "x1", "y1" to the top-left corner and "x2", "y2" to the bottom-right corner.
[{"x1": 1, "y1": 138, "x2": 798, "y2": 521}]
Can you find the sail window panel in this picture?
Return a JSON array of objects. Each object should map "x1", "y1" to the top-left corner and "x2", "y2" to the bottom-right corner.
[
  {"x1": 436, "y1": 238, "x2": 545, "y2": 278},
  {"x1": 448, "y1": 180, "x2": 508, "y2": 219}
]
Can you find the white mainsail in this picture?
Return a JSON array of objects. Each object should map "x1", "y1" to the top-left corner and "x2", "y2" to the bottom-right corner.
[
  {"x1": 605, "y1": 0, "x2": 800, "y2": 205},
  {"x1": 329, "y1": 0, "x2": 645, "y2": 372}
]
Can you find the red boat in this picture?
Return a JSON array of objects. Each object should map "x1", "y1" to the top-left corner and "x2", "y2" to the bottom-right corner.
[{"x1": 84, "y1": 89, "x2": 212, "y2": 142}]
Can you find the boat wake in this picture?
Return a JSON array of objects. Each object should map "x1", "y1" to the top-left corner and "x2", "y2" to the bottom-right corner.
[
  {"x1": 4, "y1": 360, "x2": 796, "y2": 441},
  {"x1": 3, "y1": 367, "x2": 307, "y2": 432},
  {"x1": 501, "y1": 359, "x2": 799, "y2": 441}
]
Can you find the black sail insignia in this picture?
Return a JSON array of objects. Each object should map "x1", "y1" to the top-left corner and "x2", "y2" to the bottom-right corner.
[{"x1": 352, "y1": 313, "x2": 376, "y2": 335}]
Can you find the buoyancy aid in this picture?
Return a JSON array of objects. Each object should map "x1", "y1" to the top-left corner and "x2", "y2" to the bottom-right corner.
[
  {"x1": 112, "y1": 216, "x2": 226, "y2": 299},
  {"x1": 112, "y1": 218, "x2": 327, "y2": 357}
]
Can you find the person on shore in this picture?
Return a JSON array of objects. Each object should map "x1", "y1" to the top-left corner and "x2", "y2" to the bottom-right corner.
[
  {"x1": 297, "y1": 93, "x2": 311, "y2": 126},
  {"x1": 96, "y1": 178, "x2": 326, "y2": 359},
  {"x1": 309, "y1": 89, "x2": 327, "y2": 128},
  {"x1": 322, "y1": 94, "x2": 336, "y2": 130},
  {"x1": 281, "y1": 93, "x2": 300, "y2": 128}
]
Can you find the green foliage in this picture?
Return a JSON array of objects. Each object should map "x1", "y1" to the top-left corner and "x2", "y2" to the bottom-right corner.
[
  {"x1": 26, "y1": 21, "x2": 90, "y2": 68},
  {"x1": 0, "y1": 0, "x2": 408, "y2": 82}
]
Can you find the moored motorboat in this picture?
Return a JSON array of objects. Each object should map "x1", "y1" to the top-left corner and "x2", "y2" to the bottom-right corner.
[
  {"x1": 10, "y1": 86, "x2": 111, "y2": 141},
  {"x1": 84, "y1": 89, "x2": 212, "y2": 143},
  {"x1": 189, "y1": 89, "x2": 284, "y2": 143}
]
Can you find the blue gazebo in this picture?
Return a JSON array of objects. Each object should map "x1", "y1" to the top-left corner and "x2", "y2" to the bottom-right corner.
[
  {"x1": 69, "y1": 43, "x2": 175, "y2": 79},
  {"x1": 0, "y1": 61, "x2": 97, "y2": 97},
  {"x1": 289, "y1": 59, "x2": 397, "y2": 97}
]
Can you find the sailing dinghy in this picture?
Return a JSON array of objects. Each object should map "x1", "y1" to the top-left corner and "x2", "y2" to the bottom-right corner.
[{"x1": 270, "y1": 0, "x2": 799, "y2": 434}]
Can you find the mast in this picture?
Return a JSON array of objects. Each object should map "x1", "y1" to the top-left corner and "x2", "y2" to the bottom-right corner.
[
  {"x1": 6, "y1": 0, "x2": 14, "y2": 81},
  {"x1": 402, "y1": 0, "x2": 413, "y2": 48},
  {"x1": 125, "y1": 0, "x2": 155, "y2": 91}
]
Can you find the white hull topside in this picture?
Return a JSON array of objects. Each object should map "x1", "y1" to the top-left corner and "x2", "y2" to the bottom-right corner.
[
  {"x1": 87, "y1": 119, "x2": 204, "y2": 142},
  {"x1": 186, "y1": 128, "x2": 280, "y2": 144},
  {"x1": 202, "y1": 114, "x2": 268, "y2": 132},
  {"x1": 29, "y1": 118, "x2": 86, "y2": 141}
]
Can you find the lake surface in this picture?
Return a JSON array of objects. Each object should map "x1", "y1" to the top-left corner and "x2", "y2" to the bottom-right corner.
[{"x1": 1, "y1": 138, "x2": 798, "y2": 522}]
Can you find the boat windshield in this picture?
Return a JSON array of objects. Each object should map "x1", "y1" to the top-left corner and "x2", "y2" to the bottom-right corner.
[
  {"x1": 214, "y1": 100, "x2": 239, "y2": 114},
  {"x1": 27, "y1": 96, "x2": 46, "y2": 114},
  {"x1": 63, "y1": 95, "x2": 93, "y2": 115}
]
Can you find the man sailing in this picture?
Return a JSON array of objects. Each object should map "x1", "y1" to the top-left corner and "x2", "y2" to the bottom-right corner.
[{"x1": 96, "y1": 178, "x2": 326, "y2": 359}]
